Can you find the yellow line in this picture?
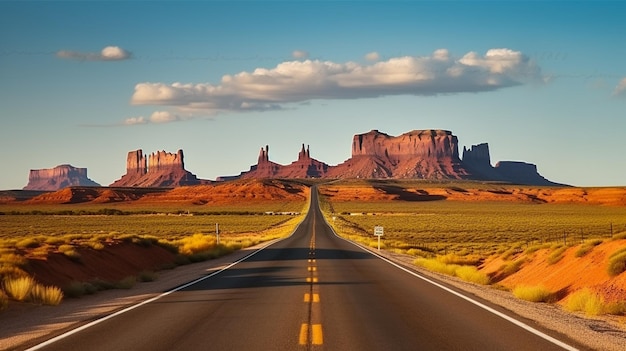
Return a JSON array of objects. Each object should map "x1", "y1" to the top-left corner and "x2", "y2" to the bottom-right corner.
[
  {"x1": 299, "y1": 324, "x2": 308, "y2": 345},
  {"x1": 313, "y1": 293, "x2": 320, "y2": 303},
  {"x1": 304, "y1": 293, "x2": 310, "y2": 302},
  {"x1": 307, "y1": 266, "x2": 317, "y2": 272},
  {"x1": 306, "y1": 277, "x2": 318, "y2": 283},
  {"x1": 312, "y1": 324, "x2": 323, "y2": 345}
]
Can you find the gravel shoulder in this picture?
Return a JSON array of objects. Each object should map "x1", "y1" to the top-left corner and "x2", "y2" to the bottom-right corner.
[{"x1": 2, "y1": 240, "x2": 626, "y2": 351}]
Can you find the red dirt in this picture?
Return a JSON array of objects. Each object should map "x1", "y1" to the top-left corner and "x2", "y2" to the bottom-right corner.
[
  {"x1": 26, "y1": 242, "x2": 177, "y2": 288},
  {"x1": 481, "y1": 240, "x2": 626, "y2": 303}
]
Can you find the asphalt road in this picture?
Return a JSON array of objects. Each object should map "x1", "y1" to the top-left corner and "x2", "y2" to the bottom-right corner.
[{"x1": 29, "y1": 189, "x2": 585, "y2": 351}]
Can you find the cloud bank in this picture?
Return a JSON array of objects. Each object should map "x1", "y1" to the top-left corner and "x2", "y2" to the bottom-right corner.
[
  {"x1": 131, "y1": 48, "x2": 542, "y2": 116},
  {"x1": 613, "y1": 78, "x2": 626, "y2": 97},
  {"x1": 57, "y1": 46, "x2": 131, "y2": 61}
]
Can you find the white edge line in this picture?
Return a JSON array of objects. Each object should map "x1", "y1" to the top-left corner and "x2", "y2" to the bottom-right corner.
[
  {"x1": 321, "y1": 213, "x2": 579, "y2": 351},
  {"x1": 26, "y1": 215, "x2": 308, "y2": 351}
]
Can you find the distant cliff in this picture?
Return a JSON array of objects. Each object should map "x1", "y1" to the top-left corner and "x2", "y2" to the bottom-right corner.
[
  {"x1": 110, "y1": 149, "x2": 207, "y2": 187},
  {"x1": 23, "y1": 164, "x2": 100, "y2": 191},
  {"x1": 223, "y1": 129, "x2": 561, "y2": 186}
]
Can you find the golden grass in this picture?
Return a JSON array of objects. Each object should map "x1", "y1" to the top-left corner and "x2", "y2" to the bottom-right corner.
[
  {"x1": 413, "y1": 258, "x2": 490, "y2": 285},
  {"x1": 607, "y1": 248, "x2": 626, "y2": 277},
  {"x1": 3, "y1": 276, "x2": 35, "y2": 301},
  {"x1": 564, "y1": 288, "x2": 606, "y2": 315},
  {"x1": 30, "y1": 284, "x2": 63, "y2": 305},
  {"x1": 512, "y1": 285, "x2": 554, "y2": 302}
]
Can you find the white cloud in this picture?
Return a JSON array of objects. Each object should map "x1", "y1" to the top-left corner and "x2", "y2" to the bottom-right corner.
[
  {"x1": 292, "y1": 50, "x2": 309, "y2": 59},
  {"x1": 365, "y1": 52, "x2": 380, "y2": 61},
  {"x1": 612, "y1": 78, "x2": 626, "y2": 97},
  {"x1": 124, "y1": 116, "x2": 146, "y2": 125},
  {"x1": 56, "y1": 46, "x2": 131, "y2": 61},
  {"x1": 123, "y1": 111, "x2": 183, "y2": 125},
  {"x1": 149, "y1": 111, "x2": 181, "y2": 123},
  {"x1": 131, "y1": 48, "x2": 542, "y2": 116}
]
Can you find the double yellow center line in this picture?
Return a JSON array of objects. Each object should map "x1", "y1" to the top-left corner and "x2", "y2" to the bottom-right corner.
[{"x1": 299, "y1": 219, "x2": 323, "y2": 347}]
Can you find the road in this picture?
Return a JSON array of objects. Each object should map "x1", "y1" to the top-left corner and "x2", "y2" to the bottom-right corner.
[{"x1": 28, "y1": 189, "x2": 584, "y2": 351}]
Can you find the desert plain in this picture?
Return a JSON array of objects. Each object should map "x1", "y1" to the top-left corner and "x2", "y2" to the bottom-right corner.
[{"x1": 1, "y1": 178, "x2": 626, "y2": 350}]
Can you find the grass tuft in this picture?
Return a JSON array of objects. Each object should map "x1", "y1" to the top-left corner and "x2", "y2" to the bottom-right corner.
[
  {"x1": 30, "y1": 284, "x2": 63, "y2": 305},
  {"x1": 414, "y1": 258, "x2": 489, "y2": 285},
  {"x1": 607, "y1": 248, "x2": 626, "y2": 276},
  {"x1": 115, "y1": 276, "x2": 136, "y2": 289},
  {"x1": 512, "y1": 285, "x2": 553, "y2": 302},
  {"x1": 547, "y1": 246, "x2": 567, "y2": 265},
  {"x1": 3, "y1": 276, "x2": 34, "y2": 301},
  {"x1": 564, "y1": 288, "x2": 605, "y2": 315}
]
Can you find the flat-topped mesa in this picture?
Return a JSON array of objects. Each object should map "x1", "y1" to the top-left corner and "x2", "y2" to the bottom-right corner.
[
  {"x1": 352, "y1": 129, "x2": 460, "y2": 160},
  {"x1": 329, "y1": 129, "x2": 467, "y2": 179},
  {"x1": 111, "y1": 149, "x2": 203, "y2": 187},
  {"x1": 24, "y1": 164, "x2": 100, "y2": 190}
]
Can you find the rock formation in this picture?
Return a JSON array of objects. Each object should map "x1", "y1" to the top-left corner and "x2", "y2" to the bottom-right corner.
[
  {"x1": 223, "y1": 129, "x2": 561, "y2": 186},
  {"x1": 240, "y1": 144, "x2": 330, "y2": 179},
  {"x1": 461, "y1": 143, "x2": 560, "y2": 185},
  {"x1": 23, "y1": 164, "x2": 100, "y2": 191},
  {"x1": 327, "y1": 130, "x2": 469, "y2": 179},
  {"x1": 111, "y1": 149, "x2": 206, "y2": 187}
]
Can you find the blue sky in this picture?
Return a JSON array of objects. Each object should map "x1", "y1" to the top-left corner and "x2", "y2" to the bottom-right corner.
[{"x1": 1, "y1": 1, "x2": 625, "y2": 190}]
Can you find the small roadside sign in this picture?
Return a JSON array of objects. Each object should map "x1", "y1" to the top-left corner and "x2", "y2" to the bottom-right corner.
[
  {"x1": 374, "y1": 226, "x2": 384, "y2": 236},
  {"x1": 374, "y1": 226, "x2": 384, "y2": 251}
]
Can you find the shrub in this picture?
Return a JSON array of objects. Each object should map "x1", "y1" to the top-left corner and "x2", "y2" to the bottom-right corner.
[
  {"x1": 138, "y1": 271, "x2": 157, "y2": 282},
  {"x1": 547, "y1": 246, "x2": 567, "y2": 265},
  {"x1": 414, "y1": 258, "x2": 457, "y2": 276},
  {"x1": 564, "y1": 288, "x2": 605, "y2": 315},
  {"x1": 499, "y1": 259, "x2": 525, "y2": 278},
  {"x1": 455, "y1": 266, "x2": 490, "y2": 285},
  {"x1": 0, "y1": 253, "x2": 27, "y2": 266},
  {"x1": 574, "y1": 239, "x2": 603, "y2": 258},
  {"x1": 438, "y1": 253, "x2": 481, "y2": 266},
  {"x1": 177, "y1": 234, "x2": 217, "y2": 256},
  {"x1": 513, "y1": 285, "x2": 553, "y2": 302},
  {"x1": 607, "y1": 249, "x2": 626, "y2": 276},
  {"x1": 115, "y1": 276, "x2": 136, "y2": 289},
  {"x1": 16, "y1": 238, "x2": 40, "y2": 249},
  {"x1": 612, "y1": 232, "x2": 626, "y2": 240},
  {"x1": 3, "y1": 276, "x2": 34, "y2": 301},
  {"x1": 30, "y1": 284, "x2": 63, "y2": 305},
  {"x1": 58, "y1": 244, "x2": 81, "y2": 261},
  {"x1": 63, "y1": 281, "x2": 87, "y2": 298}
]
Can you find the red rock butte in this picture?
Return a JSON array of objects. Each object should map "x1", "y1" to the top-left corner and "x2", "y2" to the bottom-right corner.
[
  {"x1": 110, "y1": 149, "x2": 207, "y2": 188},
  {"x1": 23, "y1": 164, "x2": 100, "y2": 191}
]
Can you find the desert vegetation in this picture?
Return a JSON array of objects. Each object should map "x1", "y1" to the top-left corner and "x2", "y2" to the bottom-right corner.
[
  {"x1": 0, "y1": 195, "x2": 308, "y2": 309},
  {"x1": 319, "y1": 180, "x2": 626, "y2": 317}
]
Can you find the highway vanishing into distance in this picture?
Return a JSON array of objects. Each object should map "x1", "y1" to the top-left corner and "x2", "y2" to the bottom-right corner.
[{"x1": 27, "y1": 190, "x2": 585, "y2": 351}]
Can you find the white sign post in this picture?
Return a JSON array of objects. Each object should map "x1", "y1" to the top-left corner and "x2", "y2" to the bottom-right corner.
[{"x1": 374, "y1": 226, "x2": 384, "y2": 251}]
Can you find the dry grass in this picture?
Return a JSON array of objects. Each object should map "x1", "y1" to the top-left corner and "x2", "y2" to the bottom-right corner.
[
  {"x1": 3, "y1": 276, "x2": 34, "y2": 301},
  {"x1": 413, "y1": 258, "x2": 490, "y2": 285},
  {"x1": 512, "y1": 285, "x2": 554, "y2": 302},
  {"x1": 607, "y1": 248, "x2": 626, "y2": 277},
  {"x1": 30, "y1": 284, "x2": 63, "y2": 305}
]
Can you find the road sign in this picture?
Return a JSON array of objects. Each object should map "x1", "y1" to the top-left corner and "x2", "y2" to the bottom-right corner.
[{"x1": 374, "y1": 226, "x2": 384, "y2": 236}]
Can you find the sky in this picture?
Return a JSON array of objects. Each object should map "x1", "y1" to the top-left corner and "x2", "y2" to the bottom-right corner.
[{"x1": 1, "y1": 0, "x2": 625, "y2": 190}]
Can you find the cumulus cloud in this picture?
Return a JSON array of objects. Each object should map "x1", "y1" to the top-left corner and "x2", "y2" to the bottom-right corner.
[
  {"x1": 612, "y1": 78, "x2": 626, "y2": 97},
  {"x1": 56, "y1": 46, "x2": 131, "y2": 61},
  {"x1": 124, "y1": 111, "x2": 182, "y2": 125},
  {"x1": 131, "y1": 48, "x2": 542, "y2": 115},
  {"x1": 292, "y1": 50, "x2": 309, "y2": 59},
  {"x1": 365, "y1": 52, "x2": 380, "y2": 62}
]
